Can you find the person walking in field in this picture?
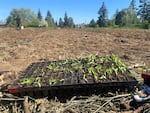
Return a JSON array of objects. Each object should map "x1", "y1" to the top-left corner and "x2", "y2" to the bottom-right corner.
[{"x1": 16, "y1": 16, "x2": 22, "y2": 30}]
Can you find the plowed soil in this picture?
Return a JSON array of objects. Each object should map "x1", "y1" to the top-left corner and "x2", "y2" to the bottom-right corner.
[
  {"x1": 0, "y1": 28, "x2": 150, "y2": 113},
  {"x1": 0, "y1": 28, "x2": 150, "y2": 73}
]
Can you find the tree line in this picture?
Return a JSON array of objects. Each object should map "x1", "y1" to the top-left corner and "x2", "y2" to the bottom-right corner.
[
  {"x1": 90, "y1": 0, "x2": 150, "y2": 29},
  {"x1": 6, "y1": 9, "x2": 75, "y2": 28},
  {"x1": 6, "y1": 0, "x2": 150, "y2": 29}
]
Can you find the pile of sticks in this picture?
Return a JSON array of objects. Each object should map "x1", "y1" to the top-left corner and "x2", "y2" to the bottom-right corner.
[{"x1": 0, "y1": 92, "x2": 149, "y2": 113}]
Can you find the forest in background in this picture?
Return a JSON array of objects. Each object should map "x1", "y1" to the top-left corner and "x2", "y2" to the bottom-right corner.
[{"x1": 2, "y1": 0, "x2": 150, "y2": 29}]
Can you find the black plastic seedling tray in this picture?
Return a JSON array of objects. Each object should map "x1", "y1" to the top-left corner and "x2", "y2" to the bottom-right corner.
[
  {"x1": 7, "y1": 55, "x2": 138, "y2": 98},
  {"x1": 8, "y1": 80, "x2": 138, "y2": 98}
]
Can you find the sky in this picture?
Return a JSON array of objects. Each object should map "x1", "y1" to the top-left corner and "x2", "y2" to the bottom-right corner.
[{"x1": 0, "y1": 0, "x2": 139, "y2": 24}]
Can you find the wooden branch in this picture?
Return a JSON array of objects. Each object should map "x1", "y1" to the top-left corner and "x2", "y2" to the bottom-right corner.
[
  {"x1": 24, "y1": 96, "x2": 31, "y2": 113},
  {"x1": 0, "y1": 97, "x2": 24, "y2": 101},
  {"x1": 93, "y1": 94, "x2": 131, "y2": 113}
]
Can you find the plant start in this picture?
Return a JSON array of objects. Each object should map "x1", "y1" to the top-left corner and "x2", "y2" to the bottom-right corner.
[{"x1": 18, "y1": 54, "x2": 130, "y2": 87}]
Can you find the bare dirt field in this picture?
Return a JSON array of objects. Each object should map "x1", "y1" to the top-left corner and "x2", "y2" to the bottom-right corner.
[
  {"x1": 0, "y1": 28, "x2": 149, "y2": 72},
  {"x1": 0, "y1": 28, "x2": 150, "y2": 112}
]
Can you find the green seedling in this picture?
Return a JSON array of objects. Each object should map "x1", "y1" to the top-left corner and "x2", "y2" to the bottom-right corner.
[
  {"x1": 33, "y1": 69, "x2": 38, "y2": 74},
  {"x1": 62, "y1": 59, "x2": 69, "y2": 65},
  {"x1": 100, "y1": 56, "x2": 109, "y2": 63},
  {"x1": 53, "y1": 65, "x2": 60, "y2": 71},
  {"x1": 41, "y1": 69, "x2": 45, "y2": 77},
  {"x1": 59, "y1": 79, "x2": 65, "y2": 83},
  {"x1": 104, "y1": 68, "x2": 113, "y2": 78},
  {"x1": 88, "y1": 67, "x2": 98, "y2": 81},
  {"x1": 99, "y1": 75, "x2": 107, "y2": 80},
  {"x1": 70, "y1": 57, "x2": 79, "y2": 64},
  {"x1": 88, "y1": 54, "x2": 96, "y2": 65},
  {"x1": 19, "y1": 78, "x2": 34, "y2": 86},
  {"x1": 83, "y1": 74, "x2": 88, "y2": 82},
  {"x1": 63, "y1": 67, "x2": 73, "y2": 73},
  {"x1": 34, "y1": 77, "x2": 41, "y2": 87},
  {"x1": 112, "y1": 67, "x2": 118, "y2": 76},
  {"x1": 49, "y1": 78, "x2": 57, "y2": 86},
  {"x1": 111, "y1": 54, "x2": 127, "y2": 73},
  {"x1": 47, "y1": 64, "x2": 53, "y2": 70},
  {"x1": 71, "y1": 62, "x2": 83, "y2": 71},
  {"x1": 95, "y1": 65, "x2": 102, "y2": 72}
]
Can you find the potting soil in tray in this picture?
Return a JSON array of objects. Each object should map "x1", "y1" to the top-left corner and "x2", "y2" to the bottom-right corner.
[{"x1": 9, "y1": 54, "x2": 137, "y2": 94}]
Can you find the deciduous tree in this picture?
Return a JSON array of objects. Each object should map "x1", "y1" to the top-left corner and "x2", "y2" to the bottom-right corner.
[{"x1": 6, "y1": 8, "x2": 39, "y2": 27}]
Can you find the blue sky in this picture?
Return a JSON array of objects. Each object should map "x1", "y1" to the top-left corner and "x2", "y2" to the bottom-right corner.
[{"x1": 0, "y1": 0, "x2": 139, "y2": 24}]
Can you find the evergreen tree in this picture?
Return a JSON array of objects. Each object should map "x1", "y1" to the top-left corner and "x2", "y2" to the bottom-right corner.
[
  {"x1": 115, "y1": 9, "x2": 126, "y2": 26},
  {"x1": 129, "y1": 0, "x2": 136, "y2": 11},
  {"x1": 64, "y1": 12, "x2": 69, "y2": 27},
  {"x1": 55, "y1": 21, "x2": 58, "y2": 27},
  {"x1": 68, "y1": 17, "x2": 74, "y2": 28},
  {"x1": 147, "y1": 0, "x2": 150, "y2": 22},
  {"x1": 45, "y1": 10, "x2": 55, "y2": 27},
  {"x1": 89, "y1": 19, "x2": 97, "y2": 28},
  {"x1": 59, "y1": 17, "x2": 64, "y2": 28},
  {"x1": 114, "y1": 9, "x2": 119, "y2": 17},
  {"x1": 128, "y1": 0, "x2": 138, "y2": 24},
  {"x1": 62, "y1": 12, "x2": 75, "y2": 28},
  {"x1": 47, "y1": 10, "x2": 52, "y2": 17},
  {"x1": 37, "y1": 9, "x2": 42, "y2": 21},
  {"x1": 114, "y1": 0, "x2": 139, "y2": 27},
  {"x1": 138, "y1": 0, "x2": 150, "y2": 22},
  {"x1": 138, "y1": 0, "x2": 150, "y2": 28},
  {"x1": 97, "y1": 2, "x2": 108, "y2": 27}
]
